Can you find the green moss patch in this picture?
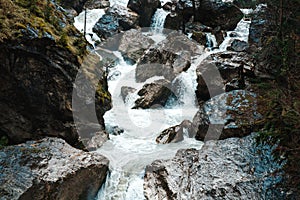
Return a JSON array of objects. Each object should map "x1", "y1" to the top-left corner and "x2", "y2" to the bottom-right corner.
[{"x1": 0, "y1": 0, "x2": 87, "y2": 57}]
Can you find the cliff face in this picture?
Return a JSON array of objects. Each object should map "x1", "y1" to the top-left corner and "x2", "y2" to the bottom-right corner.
[{"x1": 0, "y1": 0, "x2": 111, "y2": 147}]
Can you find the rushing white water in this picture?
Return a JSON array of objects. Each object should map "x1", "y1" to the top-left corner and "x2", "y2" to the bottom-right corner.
[
  {"x1": 96, "y1": 45, "x2": 203, "y2": 199},
  {"x1": 219, "y1": 9, "x2": 253, "y2": 50},
  {"x1": 151, "y1": 8, "x2": 170, "y2": 34},
  {"x1": 96, "y1": 10, "x2": 253, "y2": 198},
  {"x1": 72, "y1": 5, "x2": 253, "y2": 199},
  {"x1": 205, "y1": 32, "x2": 218, "y2": 49},
  {"x1": 74, "y1": 9, "x2": 105, "y2": 46}
]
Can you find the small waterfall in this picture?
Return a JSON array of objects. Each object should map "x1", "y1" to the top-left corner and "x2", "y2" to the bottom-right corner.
[
  {"x1": 219, "y1": 9, "x2": 253, "y2": 50},
  {"x1": 151, "y1": 9, "x2": 169, "y2": 33},
  {"x1": 205, "y1": 32, "x2": 218, "y2": 49}
]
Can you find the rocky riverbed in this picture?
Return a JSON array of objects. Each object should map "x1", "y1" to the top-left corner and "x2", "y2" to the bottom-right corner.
[{"x1": 0, "y1": 0, "x2": 295, "y2": 199}]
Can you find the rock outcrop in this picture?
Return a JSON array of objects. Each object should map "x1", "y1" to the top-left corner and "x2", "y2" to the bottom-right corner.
[
  {"x1": 144, "y1": 134, "x2": 285, "y2": 199},
  {"x1": 197, "y1": 0, "x2": 244, "y2": 30},
  {"x1": 0, "y1": 0, "x2": 111, "y2": 147},
  {"x1": 249, "y1": 4, "x2": 269, "y2": 49},
  {"x1": 133, "y1": 79, "x2": 173, "y2": 109},
  {"x1": 192, "y1": 90, "x2": 262, "y2": 141},
  {"x1": 0, "y1": 138, "x2": 109, "y2": 200},
  {"x1": 93, "y1": 5, "x2": 139, "y2": 39},
  {"x1": 127, "y1": 0, "x2": 161, "y2": 27}
]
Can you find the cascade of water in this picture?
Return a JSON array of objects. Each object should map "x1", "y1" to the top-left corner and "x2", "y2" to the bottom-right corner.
[
  {"x1": 219, "y1": 9, "x2": 253, "y2": 50},
  {"x1": 151, "y1": 8, "x2": 170, "y2": 33},
  {"x1": 205, "y1": 32, "x2": 218, "y2": 49},
  {"x1": 95, "y1": 47, "x2": 203, "y2": 199},
  {"x1": 72, "y1": 6, "x2": 255, "y2": 199}
]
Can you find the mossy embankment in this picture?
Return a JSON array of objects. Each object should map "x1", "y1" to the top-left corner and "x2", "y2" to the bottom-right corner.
[
  {"x1": 0, "y1": 0, "x2": 87, "y2": 57},
  {"x1": 0, "y1": 0, "x2": 112, "y2": 148}
]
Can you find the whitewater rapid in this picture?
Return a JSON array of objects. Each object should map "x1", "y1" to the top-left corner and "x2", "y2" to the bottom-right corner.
[{"x1": 73, "y1": 4, "x2": 254, "y2": 200}]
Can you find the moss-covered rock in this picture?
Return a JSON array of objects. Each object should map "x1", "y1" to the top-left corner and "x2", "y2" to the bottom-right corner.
[
  {"x1": 0, "y1": 0, "x2": 112, "y2": 147},
  {"x1": 0, "y1": 0, "x2": 87, "y2": 57}
]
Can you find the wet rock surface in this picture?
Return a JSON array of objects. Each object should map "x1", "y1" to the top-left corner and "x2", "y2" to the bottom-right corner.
[
  {"x1": 133, "y1": 79, "x2": 173, "y2": 109},
  {"x1": 165, "y1": 0, "x2": 243, "y2": 31},
  {"x1": 249, "y1": 4, "x2": 269, "y2": 48},
  {"x1": 93, "y1": 5, "x2": 139, "y2": 39},
  {"x1": 144, "y1": 134, "x2": 285, "y2": 200},
  {"x1": 156, "y1": 120, "x2": 193, "y2": 144},
  {"x1": 196, "y1": 51, "x2": 254, "y2": 102},
  {"x1": 156, "y1": 125, "x2": 184, "y2": 144},
  {"x1": 228, "y1": 39, "x2": 249, "y2": 52},
  {"x1": 0, "y1": 138, "x2": 109, "y2": 200},
  {"x1": 188, "y1": 106, "x2": 210, "y2": 139},
  {"x1": 118, "y1": 29, "x2": 154, "y2": 63},
  {"x1": 136, "y1": 32, "x2": 202, "y2": 82},
  {"x1": 196, "y1": 90, "x2": 262, "y2": 141}
]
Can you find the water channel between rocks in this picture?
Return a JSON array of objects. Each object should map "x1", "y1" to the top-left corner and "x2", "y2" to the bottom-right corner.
[{"x1": 73, "y1": 3, "x2": 279, "y2": 200}]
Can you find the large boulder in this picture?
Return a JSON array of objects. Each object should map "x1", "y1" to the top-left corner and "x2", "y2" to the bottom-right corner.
[
  {"x1": 196, "y1": 51, "x2": 254, "y2": 102},
  {"x1": 165, "y1": 0, "x2": 243, "y2": 31},
  {"x1": 144, "y1": 135, "x2": 285, "y2": 199},
  {"x1": 118, "y1": 29, "x2": 154, "y2": 63},
  {"x1": 190, "y1": 90, "x2": 263, "y2": 141},
  {"x1": 136, "y1": 32, "x2": 202, "y2": 82},
  {"x1": 0, "y1": 138, "x2": 109, "y2": 200},
  {"x1": 133, "y1": 79, "x2": 173, "y2": 109},
  {"x1": 93, "y1": 5, "x2": 139, "y2": 39},
  {"x1": 228, "y1": 39, "x2": 249, "y2": 52},
  {"x1": 127, "y1": 0, "x2": 161, "y2": 27},
  {"x1": 197, "y1": 0, "x2": 244, "y2": 30},
  {"x1": 136, "y1": 48, "x2": 183, "y2": 82}
]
